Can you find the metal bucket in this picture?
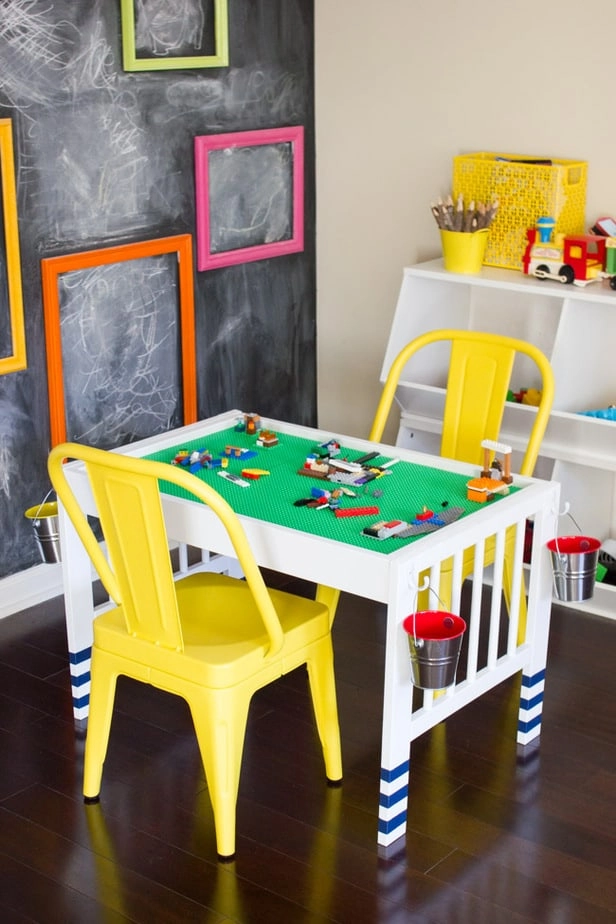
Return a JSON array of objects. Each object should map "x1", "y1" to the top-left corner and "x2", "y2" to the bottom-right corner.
[
  {"x1": 547, "y1": 535, "x2": 600, "y2": 602},
  {"x1": 403, "y1": 611, "x2": 466, "y2": 690},
  {"x1": 24, "y1": 501, "x2": 61, "y2": 564}
]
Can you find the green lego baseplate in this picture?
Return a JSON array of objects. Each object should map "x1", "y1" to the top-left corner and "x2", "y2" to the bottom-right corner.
[{"x1": 146, "y1": 424, "x2": 518, "y2": 555}]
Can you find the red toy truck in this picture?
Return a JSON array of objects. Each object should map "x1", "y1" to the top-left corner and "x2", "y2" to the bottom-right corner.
[{"x1": 522, "y1": 228, "x2": 616, "y2": 287}]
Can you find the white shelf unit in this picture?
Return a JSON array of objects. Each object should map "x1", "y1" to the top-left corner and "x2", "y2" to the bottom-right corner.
[{"x1": 382, "y1": 258, "x2": 616, "y2": 620}]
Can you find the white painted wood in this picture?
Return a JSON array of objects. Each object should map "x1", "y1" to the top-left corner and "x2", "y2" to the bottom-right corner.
[
  {"x1": 382, "y1": 261, "x2": 616, "y2": 620},
  {"x1": 55, "y1": 410, "x2": 560, "y2": 850}
]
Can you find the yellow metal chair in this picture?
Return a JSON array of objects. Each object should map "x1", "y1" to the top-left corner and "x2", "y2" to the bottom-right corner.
[
  {"x1": 48, "y1": 443, "x2": 342, "y2": 862},
  {"x1": 369, "y1": 329, "x2": 555, "y2": 623}
]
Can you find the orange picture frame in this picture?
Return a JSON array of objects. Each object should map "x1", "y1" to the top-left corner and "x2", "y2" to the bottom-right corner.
[
  {"x1": 0, "y1": 118, "x2": 27, "y2": 374},
  {"x1": 41, "y1": 235, "x2": 197, "y2": 447}
]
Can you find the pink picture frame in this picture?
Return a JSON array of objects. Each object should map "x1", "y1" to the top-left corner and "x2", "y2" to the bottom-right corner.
[{"x1": 194, "y1": 126, "x2": 304, "y2": 271}]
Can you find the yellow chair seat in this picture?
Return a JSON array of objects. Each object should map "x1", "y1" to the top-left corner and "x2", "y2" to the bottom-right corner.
[{"x1": 94, "y1": 572, "x2": 332, "y2": 686}]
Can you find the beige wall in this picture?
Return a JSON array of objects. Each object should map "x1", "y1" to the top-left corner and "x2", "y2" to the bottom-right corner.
[{"x1": 315, "y1": 0, "x2": 616, "y2": 441}]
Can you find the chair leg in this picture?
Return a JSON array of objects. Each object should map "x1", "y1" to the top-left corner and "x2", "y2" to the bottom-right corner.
[
  {"x1": 83, "y1": 649, "x2": 119, "y2": 800},
  {"x1": 315, "y1": 585, "x2": 341, "y2": 628},
  {"x1": 306, "y1": 636, "x2": 342, "y2": 783},
  {"x1": 189, "y1": 687, "x2": 251, "y2": 861}
]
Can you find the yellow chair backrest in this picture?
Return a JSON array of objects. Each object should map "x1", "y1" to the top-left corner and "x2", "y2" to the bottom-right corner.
[
  {"x1": 370, "y1": 329, "x2": 555, "y2": 476},
  {"x1": 48, "y1": 443, "x2": 284, "y2": 656}
]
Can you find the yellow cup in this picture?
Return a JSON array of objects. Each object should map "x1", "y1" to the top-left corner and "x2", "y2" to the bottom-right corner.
[{"x1": 440, "y1": 228, "x2": 489, "y2": 274}]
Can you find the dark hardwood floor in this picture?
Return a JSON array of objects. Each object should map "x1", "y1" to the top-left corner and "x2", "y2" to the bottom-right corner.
[{"x1": 0, "y1": 572, "x2": 615, "y2": 923}]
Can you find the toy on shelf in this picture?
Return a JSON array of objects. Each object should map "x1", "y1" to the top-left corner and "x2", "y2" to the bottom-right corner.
[
  {"x1": 577, "y1": 406, "x2": 616, "y2": 421},
  {"x1": 508, "y1": 387, "x2": 542, "y2": 407},
  {"x1": 536, "y1": 215, "x2": 556, "y2": 242},
  {"x1": 590, "y1": 216, "x2": 616, "y2": 237},
  {"x1": 467, "y1": 440, "x2": 512, "y2": 504},
  {"x1": 522, "y1": 218, "x2": 616, "y2": 288}
]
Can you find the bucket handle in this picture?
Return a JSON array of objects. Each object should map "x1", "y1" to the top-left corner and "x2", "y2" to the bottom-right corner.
[
  {"x1": 553, "y1": 505, "x2": 585, "y2": 567},
  {"x1": 31, "y1": 488, "x2": 56, "y2": 525},
  {"x1": 408, "y1": 577, "x2": 449, "y2": 649}
]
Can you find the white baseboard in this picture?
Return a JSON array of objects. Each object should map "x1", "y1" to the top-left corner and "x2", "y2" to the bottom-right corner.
[
  {"x1": 0, "y1": 547, "x2": 244, "y2": 622},
  {"x1": 0, "y1": 562, "x2": 65, "y2": 620}
]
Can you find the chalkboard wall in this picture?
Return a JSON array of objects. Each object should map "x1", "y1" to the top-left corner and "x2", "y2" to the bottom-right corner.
[
  {"x1": 58, "y1": 253, "x2": 184, "y2": 449},
  {"x1": 0, "y1": 0, "x2": 316, "y2": 579}
]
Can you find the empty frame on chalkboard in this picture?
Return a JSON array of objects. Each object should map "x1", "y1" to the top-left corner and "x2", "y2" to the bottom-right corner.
[
  {"x1": 41, "y1": 235, "x2": 197, "y2": 448},
  {"x1": 120, "y1": 0, "x2": 228, "y2": 71},
  {"x1": 195, "y1": 126, "x2": 305, "y2": 271},
  {"x1": 0, "y1": 119, "x2": 26, "y2": 375}
]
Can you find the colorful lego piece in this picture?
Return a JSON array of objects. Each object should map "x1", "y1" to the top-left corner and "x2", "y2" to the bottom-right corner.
[
  {"x1": 241, "y1": 468, "x2": 270, "y2": 480},
  {"x1": 363, "y1": 506, "x2": 465, "y2": 540},
  {"x1": 256, "y1": 429, "x2": 279, "y2": 447},
  {"x1": 298, "y1": 455, "x2": 330, "y2": 478},
  {"x1": 171, "y1": 448, "x2": 222, "y2": 472},
  {"x1": 363, "y1": 519, "x2": 407, "y2": 537},
  {"x1": 466, "y1": 477, "x2": 509, "y2": 503},
  {"x1": 327, "y1": 489, "x2": 343, "y2": 510},
  {"x1": 315, "y1": 438, "x2": 341, "y2": 457},
  {"x1": 334, "y1": 505, "x2": 380, "y2": 518},
  {"x1": 467, "y1": 439, "x2": 513, "y2": 503},
  {"x1": 244, "y1": 413, "x2": 261, "y2": 435},
  {"x1": 234, "y1": 412, "x2": 262, "y2": 434},
  {"x1": 217, "y1": 471, "x2": 250, "y2": 487},
  {"x1": 480, "y1": 439, "x2": 512, "y2": 483},
  {"x1": 224, "y1": 445, "x2": 257, "y2": 460}
]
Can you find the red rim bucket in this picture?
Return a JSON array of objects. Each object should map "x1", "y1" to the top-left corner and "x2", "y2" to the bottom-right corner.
[
  {"x1": 546, "y1": 535, "x2": 600, "y2": 602},
  {"x1": 403, "y1": 611, "x2": 466, "y2": 689}
]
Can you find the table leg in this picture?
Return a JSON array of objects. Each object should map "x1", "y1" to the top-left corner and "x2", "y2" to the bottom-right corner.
[
  {"x1": 517, "y1": 491, "x2": 559, "y2": 746},
  {"x1": 377, "y1": 574, "x2": 414, "y2": 848},
  {"x1": 58, "y1": 502, "x2": 97, "y2": 722}
]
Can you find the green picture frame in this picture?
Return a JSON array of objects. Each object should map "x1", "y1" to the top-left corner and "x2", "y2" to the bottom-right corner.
[{"x1": 120, "y1": 0, "x2": 229, "y2": 72}]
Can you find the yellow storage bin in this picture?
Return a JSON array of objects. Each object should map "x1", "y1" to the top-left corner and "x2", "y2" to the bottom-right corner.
[{"x1": 452, "y1": 152, "x2": 587, "y2": 270}]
